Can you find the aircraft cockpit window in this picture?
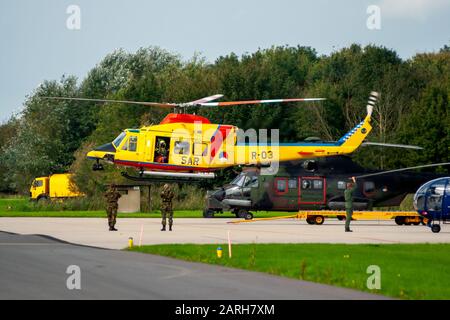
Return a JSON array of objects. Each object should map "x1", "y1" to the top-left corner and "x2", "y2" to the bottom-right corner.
[
  {"x1": 121, "y1": 138, "x2": 128, "y2": 150},
  {"x1": 415, "y1": 195, "x2": 425, "y2": 211},
  {"x1": 112, "y1": 132, "x2": 126, "y2": 148},
  {"x1": 427, "y1": 184, "x2": 445, "y2": 211},
  {"x1": 231, "y1": 174, "x2": 246, "y2": 187},
  {"x1": 174, "y1": 140, "x2": 191, "y2": 155},
  {"x1": 337, "y1": 181, "x2": 346, "y2": 190},
  {"x1": 129, "y1": 136, "x2": 138, "y2": 152},
  {"x1": 430, "y1": 184, "x2": 445, "y2": 195},
  {"x1": 244, "y1": 175, "x2": 259, "y2": 188},
  {"x1": 288, "y1": 179, "x2": 297, "y2": 189},
  {"x1": 364, "y1": 181, "x2": 375, "y2": 193}
]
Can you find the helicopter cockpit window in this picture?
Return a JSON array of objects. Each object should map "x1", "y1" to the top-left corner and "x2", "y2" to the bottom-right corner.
[
  {"x1": 364, "y1": 181, "x2": 375, "y2": 193},
  {"x1": 415, "y1": 195, "x2": 425, "y2": 211},
  {"x1": 230, "y1": 174, "x2": 246, "y2": 187},
  {"x1": 112, "y1": 132, "x2": 126, "y2": 148},
  {"x1": 129, "y1": 136, "x2": 138, "y2": 152},
  {"x1": 174, "y1": 140, "x2": 190, "y2": 155},
  {"x1": 428, "y1": 184, "x2": 444, "y2": 211},
  {"x1": 337, "y1": 181, "x2": 346, "y2": 190},
  {"x1": 244, "y1": 175, "x2": 259, "y2": 188},
  {"x1": 121, "y1": 138, "x2": 128, "y2": 150}
]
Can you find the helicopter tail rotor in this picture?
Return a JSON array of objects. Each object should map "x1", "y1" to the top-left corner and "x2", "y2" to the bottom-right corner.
[{"x1": 366, "y1": 91, "x2": 378, "y2": 117}]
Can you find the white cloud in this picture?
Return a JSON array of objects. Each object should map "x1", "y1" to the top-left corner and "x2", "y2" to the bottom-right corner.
[{"x1": 379, "y1": 0, "x2": 450, "y2": 20}]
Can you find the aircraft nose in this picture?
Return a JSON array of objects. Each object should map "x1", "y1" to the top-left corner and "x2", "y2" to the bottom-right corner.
[{"x1": 93, "y1": 143, "x2": 116, "y2": 153}]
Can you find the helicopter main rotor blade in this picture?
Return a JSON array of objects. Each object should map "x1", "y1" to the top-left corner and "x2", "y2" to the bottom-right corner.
[
  {"x1": 42, "y1": 97, "x2": 177, "y2": 108},
  {"x1": 187, "y1": 94, "x2": 224, "y2": 105},
  {"x1": 362, "y1": 142, "x2": 423, "y2": 150},
  {"x1": 199, "y1": 98, "x2": 326, "y2": 107},
  {"x1": 354, "y1": 162, "x2": 450, "y2": 180}
]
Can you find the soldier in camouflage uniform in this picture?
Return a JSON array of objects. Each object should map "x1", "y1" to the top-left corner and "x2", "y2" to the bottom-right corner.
[
  {"x1": 160, "y1": 183, "x2": 174, "y2": 231},
  {"x1": 105, "y1": 184, "x2": 121, "y2": 231},
  {"x1": 344, "y1": 177, "x2": 357, "y2": 232}
]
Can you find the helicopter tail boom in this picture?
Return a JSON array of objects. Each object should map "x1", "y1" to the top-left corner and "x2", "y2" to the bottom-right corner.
[{"x1": 337, "y1": 91, "x2": 377, "y2": 152}]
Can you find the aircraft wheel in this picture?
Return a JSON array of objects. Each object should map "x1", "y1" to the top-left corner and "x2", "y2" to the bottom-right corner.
[
  {"x1": 431, "y1": 224, "x2": 441, "y2": 233},
  {"x1": 395, "y1": 216, "x2": 405, "y2": 225},
  {"x1": 237, "y1": 209, "x2": 251, "y2": 220},
  {"x1": 314, "y1": 215, "x2": 324, "y2": 225},
  {"x1": 203, "y1": 209, "x2": 215, "y2": 218},
  {"x1": 244, "y1": 212, "x2": 254, "y2": 220},
  {"x1": 306, "y1": 218, "x2": 315, "y2": 225}
]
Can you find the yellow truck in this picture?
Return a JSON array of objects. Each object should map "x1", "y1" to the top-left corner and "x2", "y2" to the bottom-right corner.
[{"x1": 30, "y1": 173, "x2": 83, "y2": 201}]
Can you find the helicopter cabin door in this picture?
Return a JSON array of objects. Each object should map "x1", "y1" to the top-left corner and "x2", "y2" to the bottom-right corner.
[
  {"x1": 298, "y1": 177, "x2": 326, "y2": 206},
  {"x1": 273, "y1": 177, "x2": 299, "y2": 210}
]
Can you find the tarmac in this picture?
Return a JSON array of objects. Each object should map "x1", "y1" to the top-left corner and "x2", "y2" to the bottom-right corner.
[
  {"x1": 1, "y1": 217, "x2": 449, "y2": 249},
  {"x1": 0, "y1": 231, "x2": 387, "y2": 299}
]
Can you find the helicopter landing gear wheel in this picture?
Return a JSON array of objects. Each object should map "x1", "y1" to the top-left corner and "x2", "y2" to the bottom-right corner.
[
  {"x1": 203, "y1": 209, "x2": 215, "y2": 218},
  {"x1": 237, "y1": 209, "x2": 253, "y2": 220},
  {"x1": 431, "y1": 224, "x2": 441, "y2": 233}
]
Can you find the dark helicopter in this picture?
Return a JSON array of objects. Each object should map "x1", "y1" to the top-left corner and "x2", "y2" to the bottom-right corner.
[{"x1": 204, "y1": 155, "x2": 448, "y2": 219}]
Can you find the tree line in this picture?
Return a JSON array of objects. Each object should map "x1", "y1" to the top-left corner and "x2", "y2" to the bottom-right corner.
[{"x1": 0, "y1": 44, "x2": 448, "y2": 195}]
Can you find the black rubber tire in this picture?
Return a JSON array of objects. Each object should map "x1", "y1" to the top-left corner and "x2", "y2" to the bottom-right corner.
[
  {"x1": 431, "y1": 224, "x2": 441, "y2": 233},
  {"x1": 306, "y1": 218, "x2": 315, "y2": 225},
  {"x1": 37, "y1": 195, "x2": 49, "y2": 203},
  {"x1": 337, "y1": 216, "x2": 345, "y2": 221},
  {"x1": 237, "y1": 209, "x2": 249, "y2": 219},
  {"x1": 203, "y1": 209, "x2": 215, "y2": 218},
  {"x1": 244, "y1": 212, "x2": 254, "y2": 220},
  {"x1": 395, "y1": 216, "x2": 405, "y2": 225}
]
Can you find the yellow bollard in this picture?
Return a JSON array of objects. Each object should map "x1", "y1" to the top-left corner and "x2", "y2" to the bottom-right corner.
[
  {"x1": 216, "y1": 246, "x2": 223, "y2": 258},
  {"x1": 128, "y1": 237, "x2": 134, "y2": 248}
]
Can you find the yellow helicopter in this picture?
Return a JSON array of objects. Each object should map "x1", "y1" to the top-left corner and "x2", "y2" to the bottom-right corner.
[{"x1": 46, "y1": 92, "x2": 384, "y2": 180}]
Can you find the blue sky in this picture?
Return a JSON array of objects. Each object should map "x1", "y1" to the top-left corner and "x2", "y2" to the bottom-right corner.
[{"x1": 1, "y1": 0, "x2": 449, "y2": 123}]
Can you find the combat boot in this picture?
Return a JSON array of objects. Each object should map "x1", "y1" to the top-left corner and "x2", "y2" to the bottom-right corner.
[{"x1": 161, "y1": 225, "x2": 166, "y2": 231}]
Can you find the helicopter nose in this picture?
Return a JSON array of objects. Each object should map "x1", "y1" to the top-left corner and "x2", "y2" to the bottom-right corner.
[
  {"x1": 86, "y1": 143, "x2": 116, "y2": 160},
  {"x1": 93, "y1": 143, "x2": 116, "y2": 153}
]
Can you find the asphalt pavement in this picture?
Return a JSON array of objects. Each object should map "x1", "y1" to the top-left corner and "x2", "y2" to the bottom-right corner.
[{"x1": 0, "y1": 231, "x2": 387, "y2": 300}]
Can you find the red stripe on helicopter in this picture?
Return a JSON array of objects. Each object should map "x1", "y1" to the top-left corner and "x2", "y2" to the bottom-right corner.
[
  {"x1": 298, "y1": 151, "x2": 314, "y2": 155},
  {"x1": 209, "y1": 125, "x2": 233, "y2": 162}
]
